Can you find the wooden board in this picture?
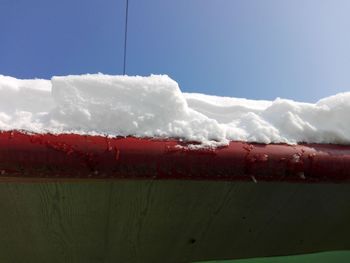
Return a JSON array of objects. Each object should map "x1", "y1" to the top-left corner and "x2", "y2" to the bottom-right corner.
[{"x1": 0, "y1": 180, "x2": 349, "y2": 263}]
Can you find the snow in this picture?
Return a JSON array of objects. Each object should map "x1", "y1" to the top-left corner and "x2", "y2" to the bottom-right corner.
[{"x1": 1, "y1": 73, "x2": 350, "y2": 146}]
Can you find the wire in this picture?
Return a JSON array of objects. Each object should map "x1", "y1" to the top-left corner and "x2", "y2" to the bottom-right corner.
[{"x1": 123, "y1": 0, "x2": 129, "y2": 75}]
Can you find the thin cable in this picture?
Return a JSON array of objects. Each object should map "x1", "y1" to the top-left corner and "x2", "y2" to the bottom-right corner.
[{"x1": 123, "y1": 0, "x2": 129, "y2": 75}]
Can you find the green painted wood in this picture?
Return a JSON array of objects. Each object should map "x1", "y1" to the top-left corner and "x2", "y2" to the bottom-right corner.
[
  {"x1": 0, "y1": 180, "x2": 349, "y2": 263},
  {"x1": 197, "y1": 251, "x2": 350, "y2": 263}
]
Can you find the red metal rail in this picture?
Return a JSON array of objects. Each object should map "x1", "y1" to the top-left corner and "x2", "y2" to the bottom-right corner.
[{"x1": 0, "y1": 131, "x2": 349, "y2": 182}]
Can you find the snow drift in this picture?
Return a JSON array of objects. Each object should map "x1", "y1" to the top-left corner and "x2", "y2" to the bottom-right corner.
[{"x1": 1, "y1": 74, "x2": 350, "y2": 146}]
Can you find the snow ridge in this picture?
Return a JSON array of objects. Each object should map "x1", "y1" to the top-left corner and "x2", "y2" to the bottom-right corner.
[{"x1": 1, "y1": 74, "x2": 350, "y2": 146}]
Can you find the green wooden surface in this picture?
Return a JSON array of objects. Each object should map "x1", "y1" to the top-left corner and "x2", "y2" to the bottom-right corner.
[
  {"x1": 0, "y1": 180, "x2": 349, "y2": 263},
  {"x1": 197, "y1": 251, "x2": 350, "y2": 263}
]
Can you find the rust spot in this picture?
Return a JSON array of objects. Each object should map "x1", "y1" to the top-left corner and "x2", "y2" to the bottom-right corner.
[
  {"x1": 243, "y1": 144, "x2": 254, "y2": 152},
  {"x1": 253, "y1": 153, "x2": 269, "y2": 162},
  {"x1": 308, "y1": 153, "x2": 316, "y2": 159}
]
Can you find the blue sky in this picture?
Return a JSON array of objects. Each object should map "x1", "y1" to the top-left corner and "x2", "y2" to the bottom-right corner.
[{"x1": 1, "y1": 0, "x2": 350, "y2": 102}]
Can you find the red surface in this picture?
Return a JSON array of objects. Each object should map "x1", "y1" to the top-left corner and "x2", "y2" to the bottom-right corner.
[{"x1": 0, "y1": 131, "x2": 350, "y2": 182}]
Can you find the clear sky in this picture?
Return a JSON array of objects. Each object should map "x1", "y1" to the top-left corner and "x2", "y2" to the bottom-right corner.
[{"x1": 1, "y1": 0, "x2": 350, "y2": 102}]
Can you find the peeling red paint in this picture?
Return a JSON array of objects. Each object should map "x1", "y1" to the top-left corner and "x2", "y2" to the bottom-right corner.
[{"x1": 0, "y1": 130, "x2": 349, "y2": 182}]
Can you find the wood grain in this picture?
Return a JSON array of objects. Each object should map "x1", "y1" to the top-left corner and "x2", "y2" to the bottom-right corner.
[{"x1": 0, "y1": 180, "x2": 348, "y2": 263}]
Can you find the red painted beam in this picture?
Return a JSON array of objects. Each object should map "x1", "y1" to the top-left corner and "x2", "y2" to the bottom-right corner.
[{"x1": 0, "y1": 131, "x2": 349, "y2": 182}]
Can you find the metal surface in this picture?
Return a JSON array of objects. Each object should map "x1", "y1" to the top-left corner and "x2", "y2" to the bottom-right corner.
[{"x1": 0, "y1": 131, "x2": 349, "y2": 182}]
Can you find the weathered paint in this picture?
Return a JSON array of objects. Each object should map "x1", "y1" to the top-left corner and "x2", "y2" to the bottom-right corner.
[{"x1": 0, "y1": 131, "x2": 349, "y2": 182}]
